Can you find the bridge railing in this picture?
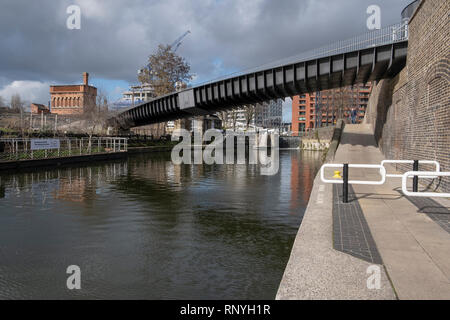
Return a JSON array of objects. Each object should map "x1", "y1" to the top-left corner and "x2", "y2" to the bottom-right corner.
[
  {"x1": 301, "y1": 22, "x2": 409, "y2": 62},
  {"x1": 198, "y1": 21, "x2": 409, "y2": 85}
]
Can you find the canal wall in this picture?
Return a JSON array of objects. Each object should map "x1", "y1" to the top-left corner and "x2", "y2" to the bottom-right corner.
[
  {"x1": 279, "y1": 136, "x2": 301, "y2": 149},
  {"x1": 301, "y1": 139, "x2": 329, "y2": 151},
  {"x1": 298, "y1": 121, "x2": 343, "y2": 153},
  {"x1": 0, "y1": 145, "x2": 175, "y2": 172},
  {"x1": 128, "y1": 146, "x2": 173, "y2": 154},
  {"x1": 323, "y1": 120, "x2": 344, "y2": 162},
  {"x1": 364, "y1": 0, "x2": 450, "y2": 192},
  {"x1": 301, "y1": 126, "x2": 335, "y2": 151},
  {"x1": 0, "y1": 152, "x2": 127, "y2": 171}
]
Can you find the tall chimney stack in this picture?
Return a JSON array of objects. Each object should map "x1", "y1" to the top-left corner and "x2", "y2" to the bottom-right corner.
[{"x1": 83, "y1": 72, "x2": 89, "y2": 86}]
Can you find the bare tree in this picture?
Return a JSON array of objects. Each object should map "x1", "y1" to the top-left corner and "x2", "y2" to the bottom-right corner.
[
  {"x1": 216, "y1": 110, "x2": 229, "y2": 130},
  {"x1": 10, "y1": 94, "x2": 24, "y2": 113},
  {"x1": 137, "y1": 44, "x2": 193, "y2": 136},
  {"x1": 138, "y1": 44, "x2": 192, "y2": 96},
  {"x1": 83, "y1": 90, "x2": 111, "y2": 144},
  {"x1": 243, "y1": 105, "x2": 255, "y2": 130},
  {"x1": 96, "y1": 90, "x2": 109, "y2": 113},
  {"x1": 230, "y1": 108, "x2": 238, "y2": 131},
  {"x1": 8, "y1": 94, "x2": 27, "y2": 135},
  {"x1": 330, "y1": 86, "x2": 353, "y2": 123}
]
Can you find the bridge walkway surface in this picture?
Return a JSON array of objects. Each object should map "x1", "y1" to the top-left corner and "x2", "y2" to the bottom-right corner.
[{"x1": 277, "y1": 124, "x2": 450, "y2": 300}]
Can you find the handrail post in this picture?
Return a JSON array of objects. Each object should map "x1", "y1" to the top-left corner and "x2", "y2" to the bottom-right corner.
[
  {"x1": 343, "y1": 163, "x2": 349, "y2": 203},
  {"x1": 413, "y1": 160, "x2": 419, "y2": 192}
]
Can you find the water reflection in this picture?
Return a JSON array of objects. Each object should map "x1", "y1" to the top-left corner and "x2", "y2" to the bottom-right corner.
[{"x1": 0, "y1": 150, "x2": 322, "y2": 299}]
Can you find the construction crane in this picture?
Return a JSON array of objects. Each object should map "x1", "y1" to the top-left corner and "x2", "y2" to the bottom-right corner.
[
  {"x1": 138, "y1": 30, "x2": 191, "y2": 76},
  {"x1": 170, "y1": 30, "x2": 191, "y2": 52}
]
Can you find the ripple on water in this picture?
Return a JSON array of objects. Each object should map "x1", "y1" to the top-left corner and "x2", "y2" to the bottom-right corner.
[{"x1": 0, "y1": 150, "x2": 322, "y2": 299}]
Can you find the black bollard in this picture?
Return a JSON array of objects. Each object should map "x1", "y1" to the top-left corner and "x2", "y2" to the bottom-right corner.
[
  {"x1": 343, "y1": 163, "x2": 349, "y2": 203},
  {"x1": 413, "y1": 160, "x2": 419, "y2": 192}
]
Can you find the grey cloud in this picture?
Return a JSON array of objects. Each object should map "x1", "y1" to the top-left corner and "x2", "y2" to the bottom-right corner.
[{"x1": 0, "y1": 0, "x2": 413, "y2": 86}]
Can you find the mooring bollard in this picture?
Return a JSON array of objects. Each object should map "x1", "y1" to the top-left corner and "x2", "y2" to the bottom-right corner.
[
  {"x1": 413, "y1": 160, "x2": 419, "y2": 192},
  {"x1": 343, "y1": 163, "x2": 349, "y2": 203}
]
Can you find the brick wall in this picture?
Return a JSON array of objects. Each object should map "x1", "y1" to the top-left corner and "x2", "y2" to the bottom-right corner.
[
  {"x1": 50, "y1": 80, "x2": 97, "y2": 115},
  {"x1": 365, "y1": 0, "x2": 450, "y2": 192},
  {"x1": 30, "y1": 103, "x2": 50, "y2": 114}
]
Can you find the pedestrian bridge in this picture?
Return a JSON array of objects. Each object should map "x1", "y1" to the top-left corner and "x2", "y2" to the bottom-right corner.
[{"x1": 111, "y1": 22, "x2": 409, "y2": 129}]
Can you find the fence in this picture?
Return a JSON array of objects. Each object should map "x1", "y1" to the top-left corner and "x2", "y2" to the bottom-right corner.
[
  {"x1": 0, "y1": 137, "x2": 127, "y2": 162},
  {"x1": 0, "y1": 112, "x2": 86, "y2": 133},
  {"x1": 321, "y1": 159, "x2": 448, "y2": 202},
  {"x1": 402, "y1": 172, "x2": 450, "y2": 198}
]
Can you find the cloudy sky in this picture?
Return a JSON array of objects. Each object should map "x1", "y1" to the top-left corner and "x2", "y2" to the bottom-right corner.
[{"x1": 0, "y1": 0, "x2": 412, "y2": 121}]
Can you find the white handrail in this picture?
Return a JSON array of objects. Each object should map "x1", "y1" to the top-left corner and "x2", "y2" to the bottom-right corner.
[
  {"x1": 320, "y1": 164, "x2": 386, "y2": 185},
  {"x1": 320, "y1": 160, "x2": 447, "y2": 199},
  {"x1": 402, "y1": 171, "x2": 450, "y2": 198},
  {"x1": 381, "y1": 160, "x2": 440, "y2": 178}
]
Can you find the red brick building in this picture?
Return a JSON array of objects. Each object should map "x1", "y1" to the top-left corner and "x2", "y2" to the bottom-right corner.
[
  {"x1": 291, "y1": 83, "x2": 372, "y2": 135},
  {"x1": 50, "y1": 72, "x2": 97, "y2": 115},
  {"x1": 30, "y1": 103, "x2": 50, "y2": 114}
]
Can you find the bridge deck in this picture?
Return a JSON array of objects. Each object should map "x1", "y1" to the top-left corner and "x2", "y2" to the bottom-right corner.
[{"x1": 113, "y1": 23, "x2": 409, "y2": 129}]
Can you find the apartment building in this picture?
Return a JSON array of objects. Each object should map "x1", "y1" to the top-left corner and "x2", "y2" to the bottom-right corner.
[{"x1": 291, "y1": 83, "x2": 372, "y2": 135}]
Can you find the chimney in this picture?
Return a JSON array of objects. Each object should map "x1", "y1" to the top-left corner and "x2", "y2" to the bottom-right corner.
[{"x1": 83, "y1": 72, "x2": 89, "y2": 86}]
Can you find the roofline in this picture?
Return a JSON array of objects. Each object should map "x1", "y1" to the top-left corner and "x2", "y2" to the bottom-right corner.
[{"x1": 50, "y1": 84, "x2": 97, "y2": 88}]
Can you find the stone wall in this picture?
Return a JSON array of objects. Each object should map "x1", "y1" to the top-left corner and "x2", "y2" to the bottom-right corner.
[
  {"x1": 302, "y1": 125, "x2": 335, "y2": 141},
  {"x1": 365, "y1": 0, "x2": 450, "y2": 192}
]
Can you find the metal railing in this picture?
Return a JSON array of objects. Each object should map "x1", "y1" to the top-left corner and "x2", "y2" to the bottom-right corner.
[
  {"x1": 321, "y1": 159, "x2": 448, "y2": 202},
  {"x1": 198, "y1": 21, "x2": 409, "y2": 85},
  {"x1": 402, "y1": 172, "x2": 450, "y2": 198},
  {"x1": 0, "y1": 137, "x2": 128, "y2": 162},
  {"x1": 381, "y1": 160, "x2": 440, "y2": 178},
  {"x1": 287, "y1": 22, "x2": 409, "y2": 64},
  {"x1": 321, "y1": 163, "x2": 386, "y2": 185},
  {"x1": 321, "y1": 163, "x2": 385, "y2": 203},
  {"x1": 321, "y1": 164, "x2": 386, "y2": 202}
]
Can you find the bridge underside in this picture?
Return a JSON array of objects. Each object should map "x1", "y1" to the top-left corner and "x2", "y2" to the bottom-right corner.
[{"x1": 113, "y1": 41, "x2": 407, "y2": 129}]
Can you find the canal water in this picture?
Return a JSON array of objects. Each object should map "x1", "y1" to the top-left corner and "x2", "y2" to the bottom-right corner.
[{"x1": 0, "y1": 150, "x2": 322, "y2": 299}]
